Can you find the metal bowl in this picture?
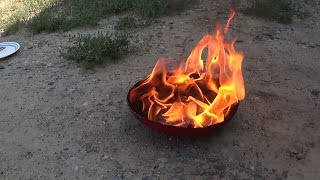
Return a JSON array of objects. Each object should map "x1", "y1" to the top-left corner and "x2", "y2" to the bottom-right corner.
[{"x1": 127, "y1": 77, "x2": 239, "y2": 136}]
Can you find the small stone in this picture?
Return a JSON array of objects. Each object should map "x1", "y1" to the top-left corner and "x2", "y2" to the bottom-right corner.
[
  {"x1": 289, "y1": 144, "x2": 303, "y2": 155},
  {"x1": 233, "y1": 140, "x2": 240, "y2": 146},
  {"x1": 214, "y1": 164, "x2": 227, "y2": 171},
  {"x1": 217, "y1": 11, "x2": 224, "y2": 15},
  {"x1": 282, "y1": 170, "x2": 288, "y2": 179},
  {"x1": 256, "y1": 161, "x2": 262, "y2": 167},
  {"x1": 142, "y1": 176, "x2": 151, "y2": 180},
  {"x1": 174, "y1": 167, "x2": 184, "y2": 173},
  {"x1": 262, "y1": 33, "x2": 273, "y2": 38},
  {"x1": 159, "y1": 163, "x2": 165, "y2": 169},
  {"x1": 310, "y1": 89, "x2": 320, "y2": 96},
  {"x1": 309, "y1": 43, "x2": 315, "y2": 48},
  {"x1": 48, "y1": 82, "x2": 54, "y2": 86},
  {"x1": 158, "y1": 158, "x2": 168, "y2": 163},
  {"x1": 83, "y1": 102, "x2": 89, "y2": 106},
  {"x1": 72, "y1": 164, "x2": 79, "y2": 172},
  {"x1": 296, "y1": 153, "x2": 304, "y2": 160},
  {"x1": 0, "y1": 65, "x2": 4, "y2": 69},
  {"x1": 253, "y1": 166, "x2": 263, "y2": 178},
  {"x1": 47, "y1": 87, "x2": 55, "y2": 92},
  {"x1": 206, "y1": 169, "x2": 218, "y2": 176}
]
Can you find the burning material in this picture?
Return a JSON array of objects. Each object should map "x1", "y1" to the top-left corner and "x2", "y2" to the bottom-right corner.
[{"x1": 128, "y1": 9, "x2": 245, "y2": 130}]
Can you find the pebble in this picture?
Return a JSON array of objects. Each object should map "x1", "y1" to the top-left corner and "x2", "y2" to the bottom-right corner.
[
  {"x1": 174, "y1": 167, "x2": 184, "y2": 173},
  {"x1": 262, "y1": 33, "x2": 273, "y2": 38},
  {"x1": 159, "y1": 163, "x2": 165, "y2": 169},
  {"x1": 0, "y1": 65, "x2": 4, "y2": 69},
  {"x1": 158, "y1": 158, "x2": 168, "y2": 163},
  {"x1": 72, "y1": 164, "x2": 79, "y2": 172},
  {"x1": 296, "y1": 153, "x2": 304, "y2": 160},
  {"x1": 233, "y1": 140, "x2": 240, "y2": 146},
  {"x1": 139, "y1": 39, "x2": 144, "y2": 44},
  {"x1": 48, "y1": 82, "x2": 55, "y2": 86},
  {"x1": 282, "y1": 170, "x2": 288, "y2": 179},
  {"x1": 142, "y1": 176, "x2": 152, "y2": 180},
  {"x1": 309, "y1": 43, "x2": 315, "y2": 48},
  {"x1": 311, "y1": 89, "x2": 320, "y2": 96},
  {"x1": 254, "y1": 166, "x2": 263, "y2": 178},
  {"x1": 288, "y1": 144, "x2": 307, "y2": 160},
  {"x1": 47, "y1": 87, "x2": 55, "y2": 92},
  {"x1": 214, "y1": 164, "x2": 227, "y2": 171}
]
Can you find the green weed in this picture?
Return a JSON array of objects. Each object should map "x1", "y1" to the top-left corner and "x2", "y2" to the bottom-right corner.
[
  {"x1": 115, "y1": 16, "x2": 137, "y2": 30},
  {"x1": 245, "y1": 0, "x2": 294, "y2": 24},
  {"x1": 2, "y1": 0, "x2": 197, "y2": 35},
  {"x1": 64, "y1": 32, "x2": 135, "y2": 69}
]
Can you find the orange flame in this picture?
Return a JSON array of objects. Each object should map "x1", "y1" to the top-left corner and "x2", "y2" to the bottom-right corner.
[{"x1": 130, "y1": 10, "x2": 245, "y2": 128}]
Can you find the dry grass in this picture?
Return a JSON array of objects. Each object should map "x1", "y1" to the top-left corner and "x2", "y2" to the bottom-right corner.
[
  {"x1": 245, "y1": 0, "x2": 294, "y2": 23},
  {"x1": 1, "y1": 0, "x2": 197, "y2": 35},
  {"x1": 0, "y1": 0, "x2": 58, "y2": 35}
]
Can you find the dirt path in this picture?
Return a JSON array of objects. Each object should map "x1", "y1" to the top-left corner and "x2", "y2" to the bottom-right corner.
[{"x1": 1, "y1": 1, "x2": 319, "y2": 179}]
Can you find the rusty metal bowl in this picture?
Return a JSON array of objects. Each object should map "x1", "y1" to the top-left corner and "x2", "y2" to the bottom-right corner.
[{"x1": 127, "y1": 77, "x2": 239, "y2": 136}]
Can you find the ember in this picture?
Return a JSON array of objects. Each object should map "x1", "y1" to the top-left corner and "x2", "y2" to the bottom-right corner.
[{"x1": 129, "y1": 9, "x2": 245, "y2": 129}]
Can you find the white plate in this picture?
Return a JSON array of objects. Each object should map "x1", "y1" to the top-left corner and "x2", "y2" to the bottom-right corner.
[{"x1": 0, "y1": 42, "x2": 20, "y2": 59}]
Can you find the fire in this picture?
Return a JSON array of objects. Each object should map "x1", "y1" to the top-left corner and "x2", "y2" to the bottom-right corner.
[{"x1": 129, "y1": 9, "x2": 245, "y2": 128}]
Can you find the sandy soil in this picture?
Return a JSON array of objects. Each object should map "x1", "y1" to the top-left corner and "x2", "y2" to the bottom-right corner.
[{"x1": 0, "y1": 0, "x2": 319, "y2": 179}]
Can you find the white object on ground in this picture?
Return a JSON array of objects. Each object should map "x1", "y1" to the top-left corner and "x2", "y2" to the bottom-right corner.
[{"x1": 0, "y1": 42, "x2": 20, "y2": 59}]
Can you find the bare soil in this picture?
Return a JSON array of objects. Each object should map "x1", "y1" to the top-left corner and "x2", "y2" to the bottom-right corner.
[{"x1": 0, "y1": 1, "x2": 319, "y2": 179}]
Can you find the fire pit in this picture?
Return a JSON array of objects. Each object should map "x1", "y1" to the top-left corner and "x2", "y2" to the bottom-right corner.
[{"x1": 127, "y1": 9, "x2": 245, "y2": 136}]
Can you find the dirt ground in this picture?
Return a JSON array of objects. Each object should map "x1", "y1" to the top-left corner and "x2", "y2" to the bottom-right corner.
[{"x1": 0, "y1": 0, "x2": 319, "y2": 179}]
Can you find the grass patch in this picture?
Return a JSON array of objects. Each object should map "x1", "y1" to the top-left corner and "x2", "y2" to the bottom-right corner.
[
  {"x1": 115, "y1": 16, "x2": 137, "y2": 30},
  {"x1": 245, "y1": 0, "x2": 294, "y2": 23},
  {"x1": 2, "y1": 0, "x2": 197, "y2": 35},
  {"x1": 64, "y1": 32, "x2": 135, "y2": 69},
  {"x1": 136, "y1": 0, "x2": 168, "y2": 18},
  {"x1": 0, "y1": 0, "x2": 58, "y2": 34}
]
